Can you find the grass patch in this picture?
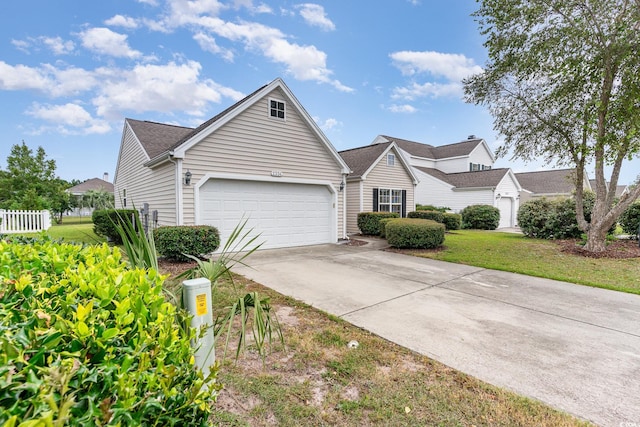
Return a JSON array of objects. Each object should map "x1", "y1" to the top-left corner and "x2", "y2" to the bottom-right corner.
[
  {"x1": 159, "y1": 270, "x2": 590, "y2": 427},
  {"x1": 411, "y1": 230, "x2": 640, "y2": 294},
  {"x1": 13, "y1": 216, "x2": 105, "y2": 245}
]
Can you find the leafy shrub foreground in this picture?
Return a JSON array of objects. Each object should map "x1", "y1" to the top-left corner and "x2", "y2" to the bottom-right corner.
[
  {"x1": 386, "y1": 218, "x2": 445, "y2": 249},
  {"x1": 154, "y1": 225, "x2": 220, "y2": 262},
  {"x1": 357, "y1": 212, "x2": 400, "y2": 235},
  {"x1": 0, "y1": 240, "x2": 220, "y2": 426},
  {"x1": 92, "y1": 209, "x2": 140, "y2": 244},
  {"x1": 619, "y1": 202, "x2": 640, "y2": 237},
  {"x1": 461, "y1": 205, "x2": 500, "y2": 230}
]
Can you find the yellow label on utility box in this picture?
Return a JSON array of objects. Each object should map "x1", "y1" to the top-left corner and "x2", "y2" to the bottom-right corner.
[{"x1": 195, "y1": 293, "x2": 207, "y2": 316}]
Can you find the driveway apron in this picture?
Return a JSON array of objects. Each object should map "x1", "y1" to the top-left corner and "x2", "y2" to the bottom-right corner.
[{"x1": 234, "y1": 241, "x2": 640, "y2": 427}]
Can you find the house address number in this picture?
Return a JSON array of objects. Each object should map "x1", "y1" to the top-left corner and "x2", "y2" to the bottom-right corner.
[{"x1": 271, "y1": 170, "x2": 283, "y2": 177}]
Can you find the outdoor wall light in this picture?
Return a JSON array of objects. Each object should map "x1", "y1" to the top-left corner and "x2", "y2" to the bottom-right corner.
[
  {"x1": 339, "y1": 179, "x2": 345, "y2": 192},
  {"x1": 184, "y1": 169, "x2": 192, "y2": 186}
]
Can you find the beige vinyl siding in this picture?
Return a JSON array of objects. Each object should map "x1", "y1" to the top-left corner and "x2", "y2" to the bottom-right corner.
[
  {"x1": 114, "y1": 124, "x2": 177, "y2": 226},
  {"x1": 181, "y1": 87, "x2": 344, "y2": 238},
  {"x1": 345, "y1": 181, "x2": 361, "y2": 234},
  {"x1": 362, "y1": 149, "x2": 415, "y2": 215}
]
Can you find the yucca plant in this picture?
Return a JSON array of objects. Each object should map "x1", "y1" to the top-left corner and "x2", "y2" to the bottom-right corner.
[
  {"x1": 179, "y1": 218, "x2": 284, "y2": 362},
  {"x1": 113, "y1": 210, "x2": 158, "y2": 271}
]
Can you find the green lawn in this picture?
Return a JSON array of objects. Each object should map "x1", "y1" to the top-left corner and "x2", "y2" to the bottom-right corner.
[
  {"x1": 413, "y1": 230, "x2": 640, "y2": 294},
  {"x1": 13, "y1": 215, "x2": 106, "y2": 245}
]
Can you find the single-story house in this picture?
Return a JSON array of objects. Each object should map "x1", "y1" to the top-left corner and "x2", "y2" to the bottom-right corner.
[
  {"x1": 516, "y1": 169, "x2": 590, "y2": 203},
  {"x1": 114, "y1": 78, "x2": 351, "y2": 250},
  {"x1": 67, "y1": 174, "x2": 114, "y2": 216},
  {"x1": 339, "y1": 141, "x2": 418, "y2": 234},
  {"x1": 369, "y1": 135, "x2": 521, "y2": 228}
]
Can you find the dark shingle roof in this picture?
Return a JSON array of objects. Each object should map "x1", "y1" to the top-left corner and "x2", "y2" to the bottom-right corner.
[
  {"x1": 415, "y1": 167, "x2": 510, "y2": 188},
  {"x1": 127, "y1": 119, "x2": 193, "y2": 159},
  {"x1": 339, "y1": 142, "x2": 392, "y2": 178},
  {"x1": 67, "y1": 178, "x2": 114, "y2": 195},
  {"x1": 381, "y1": 135, "x2": 484, "y2": 160},
  {"x1": 516, "y1": 169, "x2": 576, "y2": 194}
]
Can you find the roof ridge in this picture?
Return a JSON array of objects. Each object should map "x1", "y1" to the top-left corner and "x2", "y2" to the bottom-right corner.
[{"x1": 126, "y1": 117, "x2": 194, "y2": 130}]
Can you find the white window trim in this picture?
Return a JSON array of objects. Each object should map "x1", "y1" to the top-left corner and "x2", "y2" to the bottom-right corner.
[
  {"x1": 387, "y1": 153, "x2": 395, "y2": 166},
  {"x1": 378, "y1": 188, "x2": 403, "y2": 214},
  {"x1": 268, "y1": 98, "x2": 286, "y2": 121}
]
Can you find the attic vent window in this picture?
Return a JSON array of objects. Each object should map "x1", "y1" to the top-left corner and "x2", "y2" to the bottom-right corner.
[
  {"x1": 387, "y1": 153, "x2": 395, "y2": 166},
  {"x1": 269, "y1": 99, "x2": 285, "y2": 120}
]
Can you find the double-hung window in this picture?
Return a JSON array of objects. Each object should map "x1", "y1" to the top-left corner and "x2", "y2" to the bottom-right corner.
[{"x1": 378, "y1": 188, "x2": 403, "y2": 214}]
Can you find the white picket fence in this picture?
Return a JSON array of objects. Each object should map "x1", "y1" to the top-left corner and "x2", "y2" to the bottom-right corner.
[{"x1": 0, "y1": 210, "x2": 52, "y2": 234}]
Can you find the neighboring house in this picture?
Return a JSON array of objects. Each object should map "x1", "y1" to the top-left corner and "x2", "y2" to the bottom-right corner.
[
  {"x1": 369, "y1": 135, "x2": 521, "y2": 228},
  {"x1": 114, "y1": 78, "x2": 351, "y2": 250},
  {"x1": 589, "y1": 179, "x2": 629, "y2": 199},
  {"x1": 516, "y1": 169, "x2": 590, "y2": 203},
  {"x1": 339, "y1": 141, "x2": 418, "y2": 234},
  {"x1": 67, "y1": 174, "x2": 114, "y2": 216}
]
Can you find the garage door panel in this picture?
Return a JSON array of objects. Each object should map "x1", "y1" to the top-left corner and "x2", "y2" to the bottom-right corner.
[{"x1": 199, "y1": 179, "x2": 334, "y2": 249}]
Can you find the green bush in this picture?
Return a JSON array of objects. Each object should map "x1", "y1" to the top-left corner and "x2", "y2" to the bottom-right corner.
[
  {"x1": 154, "y1": 225, "x2": 220, "y2": 262},
  {"x1": 385, "y1": 218, "x2": 445, "y2": 249},
  {"x1": 416, "y1": 204, "x2": 449, "y2": 212},
  {"x1": 461, "y1": 204, "x2": 500, "y2": 230},
  {"x1": 357, "y1": 212, "x2": 400, "y2": 235},
  {"x1": 378, "y1": 217, "x2": 400, "y2": 238},
  {"x1": 442, "y1": 213, "x2": 462, "y2": 231},
  {"x1": 92, "y1": 209, "x2": 139, "y2": 244},
  {"x1": 0, "y1": 239, "x2": 220, "y2": 426},
  {"x1": 407, "y1": 210, "x2": 444, "y2": 223},
  {"x1": 517, "y1": 193, "x2": 612, "y2": 239},
  {"x1": 619, "y1": 202, "x2": 640, "y2": 237}
]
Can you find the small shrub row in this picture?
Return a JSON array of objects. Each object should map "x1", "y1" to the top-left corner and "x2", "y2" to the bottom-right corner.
[
  {"x1": 92, "y1": 209, "x2": 140, "y2": 244},
  {"x1": 0, "y1": 239, "x2": 220, "y2": 425},
  {"x1": 407, "y1": 210, "x2": 461, "y2": 231},
  {"x1": 461, "y1": 205, "x2": 500, "y2": 230},
  {"x1": 154, "y1": 225, "x2": 220, "y2": 262},
  {"x1": 416, "y1": 204, "x2": 449, "y2": 212},
  {"x1": 357, "y1": 212, "x2": 400, "y2": 235},
  {"x1": 386, "y1": 218, "x2": 445, "y2": 249}
]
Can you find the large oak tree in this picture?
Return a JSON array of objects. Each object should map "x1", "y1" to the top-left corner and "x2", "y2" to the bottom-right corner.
[{"x1": 464, "y1": 0, "x2": 640, "y2": 252}]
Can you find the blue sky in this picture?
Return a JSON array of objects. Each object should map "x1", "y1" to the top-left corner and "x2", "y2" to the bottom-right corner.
[{"x1": 1, "y1": 0, "x2": 638, "y2": 185}]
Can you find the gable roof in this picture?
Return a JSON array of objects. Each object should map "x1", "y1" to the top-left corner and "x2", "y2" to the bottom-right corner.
[
  {"x1": 379, "y1": 135, "x2": 487, "y2": 160},
  {"x1": 415, "y1": 167, "x2": 512, "y2": 189},
  {"x1": 137, "y1": 78, "x2": 349, "y2": 173},
  {"x1": 589, "y1": 179, "x2": 628, "y2": 197},
  {"x1": 67, "y1": 178, "x2": 114, "y2": 195},
  {"x1": 516, "y1": 169, "x2": 577, "y2": 195},
  {"x1": 339, "y1": 142, "x2": 418, "y2": 183},
  {"x1": 127, "y1": 119, "x2": 193, "y2": 159}
]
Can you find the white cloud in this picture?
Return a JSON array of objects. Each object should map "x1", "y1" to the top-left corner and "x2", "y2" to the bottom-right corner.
[
  {"x1": 26, "y1": 102, "x2": 111, "y2": 135},
  {"x1": 0, "y1": 62, "x2": 98, "y2": 97},
  {"x1": 193, "y1": 32, "x2": 234, "y2": 61},
  {"x1": 11, "y1": 39, "x2": 32, "y2": 53},
  {"x1": 137, "y1": 0, "x2": 159, "y2": 5},
  {"x1": 92, "y1": 60, "x2": 243, "y2": 119},
  {"x1": 388, "y1": 104, "x2": 417, "y2": 114},
  {"x1": 233, "y1": 0, "x2": 272, "y2": 13},
  {"x1": 296, "y1": 4, "x2": 335, "y2": 31},
  {"x1": 391, "y1": 81, "x2": 462, "y2": 100},
  {"x1": 79, "y1": 27, "x2": 142, "y2": 59},
  {"x1": 390, "y1": 50, "x2": 483, "y2": 81},
  {"x1": 315, "y1": 117, "x2": 341, "y2": 131},
  {"x1": 41, "y1": 36, "x2": 75, "y2": 55},
  {"x1": 105, "y1": 14, "x2": 140, "y2": 29}
]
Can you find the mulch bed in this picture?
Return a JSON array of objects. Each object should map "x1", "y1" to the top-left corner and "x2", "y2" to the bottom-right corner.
[{"x1": 557, "y1": 238, "x2": 640, "y2": 259}]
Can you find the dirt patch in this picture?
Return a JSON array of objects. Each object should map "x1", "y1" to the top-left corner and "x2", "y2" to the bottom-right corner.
[{"x1": 557, "y1": 238, "x2": 640, "y2": 259}]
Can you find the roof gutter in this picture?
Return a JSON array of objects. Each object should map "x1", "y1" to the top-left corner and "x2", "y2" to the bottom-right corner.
[{"x1": 144, "y1": 150, "x2": 184, "y2": 168}]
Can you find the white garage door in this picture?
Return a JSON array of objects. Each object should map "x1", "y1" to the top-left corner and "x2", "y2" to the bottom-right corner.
[
  {"x1": 199, "y1": 179, "x2": 334, "y2": 249},
  {"x1": 498, "y1": 197, "x2": 513, "y2": 228}
]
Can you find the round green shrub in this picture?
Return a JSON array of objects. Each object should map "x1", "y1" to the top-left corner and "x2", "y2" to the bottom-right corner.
[
  {"x1": 385, "y1": 218, "x2": 445, "y2": 249},
  {"x1": 92, "y1": 209, "x2": 140, "y2": 244},
  {"x1": 619, "y1": 202, "x2": 640, "y2": 236},
  {"x1": 442, "y1": 212, "x2": 462, "y2": 230},
  {"x1": 357, "y1": 212, "x2": 400, "y2": 235},
  {"x1": 378, "y1": 217, "x2": 400, "y2": 238},
  {"x1": 0, "y1": 239, "x2": 221, "y2": 425},
  {"x1": 154, "y1": 225, "x2": 220, "y2": 262},
  {"x1": 460, "y1": 204, "x2": 500, "y2": 230}
]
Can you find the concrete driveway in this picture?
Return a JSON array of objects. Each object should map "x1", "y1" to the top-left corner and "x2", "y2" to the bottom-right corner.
[{"x1": 234, "y1": 240, "x2": 640, "y2": 427}]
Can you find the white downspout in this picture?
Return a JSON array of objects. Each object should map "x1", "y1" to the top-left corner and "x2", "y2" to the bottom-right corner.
[
  {"x1": 168, "y1": 155, "x2": 184, "y2": 226},
  {"x1": 342, "y1": 174, "x2": 348, "y2": 239}
]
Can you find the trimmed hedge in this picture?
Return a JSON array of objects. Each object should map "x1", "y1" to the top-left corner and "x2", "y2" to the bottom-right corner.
[
  {"x1": 618, "y1": 202, "x2": 640, "y2": 237},
  {"x1": 461, "y1": 204, "x2": 500, "y2": 230},
  {"x1": 378, "y1": 217, "x2": 400, "y2": 238},
  {"x1": 92, "y1": 209, "x2": 140, "y2": 244},
  {"x1": 416, "y1": 204, "x2": 449, "y2": 212},
  {"x1": 357, "y1": 212, "x2": 400, "y2": 235},
  {"x1": 442, "y1": 212, "x2": 462, "y2": 230},
  {"x1": 0, "y1": 239, "x2": 220, "y2": 425},
  {"x1": 408, "y1": 210, "x2": 444, "y2": 223},
  {"x1": 154, "y1": 225, "x2": 220, "y2": 262},
  {"x1": 386, "y1": 218, "x2": 445, "y2": 249}
]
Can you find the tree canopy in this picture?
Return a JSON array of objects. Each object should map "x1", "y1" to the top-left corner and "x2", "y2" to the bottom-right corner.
[{"x1": 464, "y1": 0, "x2": 640, "y2": 252}]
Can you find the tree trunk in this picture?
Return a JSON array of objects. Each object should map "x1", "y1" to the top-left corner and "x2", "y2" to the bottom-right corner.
[{"x1": 583, "y1": 224, "x2": 609, "y2": 253}]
